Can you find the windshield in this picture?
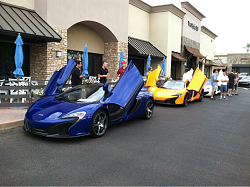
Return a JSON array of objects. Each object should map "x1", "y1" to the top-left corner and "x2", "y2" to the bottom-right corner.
[
  {"x1": 205, "y1": 79, "x2": 211, "y2": 85},
  {"x1": 239, "y1": 73, "x2": 248, "y2": 76},
  {"x1": 241, "y1": 76, "x2": 250, "y2": 80},
  {"x1": 161, "y1": 81, "x2": 185, "y2": 89},
  {"x1": 56, "y1": 84, "x2": 105, "y2": 103}
]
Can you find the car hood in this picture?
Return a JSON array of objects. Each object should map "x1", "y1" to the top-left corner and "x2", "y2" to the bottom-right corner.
[
  {"x1": 26, "y1": 98, "x2": 90, "y2": 127},
  {"x1": 149, "y1": 87, "x2": 183, "y2": 97}
]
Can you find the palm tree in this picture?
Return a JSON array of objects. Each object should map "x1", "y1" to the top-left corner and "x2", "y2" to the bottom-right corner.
[{"x1": 243, "y1": 43, "x2": 250, "y2": 52}]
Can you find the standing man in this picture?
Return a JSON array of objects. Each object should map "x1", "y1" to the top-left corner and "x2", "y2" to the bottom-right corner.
[
  {"x1": 157, "y1": 64, "x2": 165, "y2": 85},
  {"x1": 117, "y1": 61, "x2": 127, "y2": 77},
  {"x1": 228, "y1": 70, "x2": 235, "y2": 96},
  {"x1": 234, "y1": 73, "x2": 239, "y2": 95},
  {"x1": 71, "y1": 57, "x2": 85, "y2": 87},
  {"x1": 210, "y1": 69, "x2": 219, "y2": 100},
  {"x1": 98, "y1": 61, "x2": 110, "y2": 84},
  {"x1": 220, "y1": 71, "x2": 229, "y2": 100}
]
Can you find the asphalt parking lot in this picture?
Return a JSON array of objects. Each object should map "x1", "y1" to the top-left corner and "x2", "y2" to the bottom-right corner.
[{"x1": 0, "y1": 88, "x2": 249, "y2": 186}]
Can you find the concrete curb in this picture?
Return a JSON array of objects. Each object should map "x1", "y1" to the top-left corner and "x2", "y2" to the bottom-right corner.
[{"x1": 0, "y1": 120, "x2": 23, "y2": 131}]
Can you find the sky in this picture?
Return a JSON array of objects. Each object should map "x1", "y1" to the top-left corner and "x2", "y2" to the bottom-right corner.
[{"x1": 142, "y1": 0, "x2": 250, "y2": 55}]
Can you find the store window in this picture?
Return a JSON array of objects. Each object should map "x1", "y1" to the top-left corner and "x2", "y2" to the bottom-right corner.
[
  {"x1": 0, "y1": 42, "x2": 30, "y2": 79},
  {"x1": 67, "y1": 50, "x2": 102, "y2": 77}
]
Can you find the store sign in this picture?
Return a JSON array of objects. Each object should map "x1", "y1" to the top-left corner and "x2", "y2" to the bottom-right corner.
[
  {"x1": 241, "y1": 58, "x2": 249, "y2": 62},
  {"x1": 188, "y1": 21, "x2": 198, "y2": 31}
]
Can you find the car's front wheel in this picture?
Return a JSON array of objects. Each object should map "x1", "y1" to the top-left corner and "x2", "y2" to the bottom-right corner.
[
  {"x1": 183, "y1": 94, "x2": 188, "y2": 107},
  {"x1": 90, "y1": 110, "x2": 108, "y2": 138},
  {"x1": 198, "y1": 89, "x2": 204, "y2": 102},
  {"x1": 142, "y1": 99, "x2": 154, "y2": 119}
]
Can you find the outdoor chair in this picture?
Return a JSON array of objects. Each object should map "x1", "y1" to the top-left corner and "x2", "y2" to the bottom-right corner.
[
  {"x1": 44, "y1": 77, "x2": 50, "y2": 85},
  {"x1": 9, "y1": 80, "x2": 27, "y2": 103},
  {"x1": 0, "y1": 79, "x2": 8, "y2": 104},
  {"x1": 31, "y1": 80, "x2": 39, "y2": 95}
]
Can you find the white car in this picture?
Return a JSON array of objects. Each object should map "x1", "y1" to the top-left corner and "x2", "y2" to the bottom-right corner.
[
  {"x1": 239, "y1": 72, "x2": 249, "y2": 80},
  {"x1": 203, "y1": 79, "x2": 221, "y2": 96}
]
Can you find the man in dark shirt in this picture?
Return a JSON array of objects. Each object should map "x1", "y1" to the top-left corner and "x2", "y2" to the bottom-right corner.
[
  {"x1": 71, "y1": 60, "x2": 84, "y2": 87},
  {"x1": 228, "y1": 70, "x2": 235, "y2": 96},
  {"x1": 98, "y1": 61, "x2": 109, "y2": 84}
]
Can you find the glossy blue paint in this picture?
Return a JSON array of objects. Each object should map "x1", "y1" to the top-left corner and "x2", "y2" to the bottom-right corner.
[
  {"x1": 57, "y1": 59, "x2": 76, "y2": 87},
  {"x1": 104, "y1": 60, "x2": 144, "y2": 109},
  {"x1": 24, "y1": 61, "x2": 154, "y2": 138},
  {"x1": 43, "y1": 59, "x2": 76, "y2": 96}
]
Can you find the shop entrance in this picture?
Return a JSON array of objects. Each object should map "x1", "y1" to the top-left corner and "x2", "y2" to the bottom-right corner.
[{"x1": 128, "y1": 57, "x2": 145, "y2": 75}]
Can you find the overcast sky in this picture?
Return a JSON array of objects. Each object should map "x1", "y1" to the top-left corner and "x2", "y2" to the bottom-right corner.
[{"x1": 142, "y1": 0, "x2": 250, "y2": 55}]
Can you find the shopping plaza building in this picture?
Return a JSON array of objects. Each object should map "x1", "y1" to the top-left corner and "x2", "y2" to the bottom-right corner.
[{"x1": 0, "y1": 0, "x2": 219, "y2": 80}]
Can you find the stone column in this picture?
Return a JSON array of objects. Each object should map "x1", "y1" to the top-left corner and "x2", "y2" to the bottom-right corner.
[
  {"x1": 103, "y1": 42, "x2": 128, "y2": 79},
  {"x1": 29, "y1": 27, "x2": 67, "y2": 80}
]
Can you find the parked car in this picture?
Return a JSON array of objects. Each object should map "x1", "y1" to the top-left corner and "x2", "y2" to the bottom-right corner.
[
  {"x1": 238, "y1": 76, "x2": 250, "y2": 87},
  {"x1": 23, "y1": 61, "x2": 155, "y2": 138},
  {"x1": 239, "y1": 73, "x2": 249, "y2": 80},
  {"x1": 203, "y1": 79, "x2": 221, "y2": 96},
  {"x1": 145, "y1": 66, "x2": 207, "y2": 106}
]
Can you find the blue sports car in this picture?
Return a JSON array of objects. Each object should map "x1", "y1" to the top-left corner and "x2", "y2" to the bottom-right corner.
[{"x1": 23, "y1": 61, "x2": 155, "y2": 138}]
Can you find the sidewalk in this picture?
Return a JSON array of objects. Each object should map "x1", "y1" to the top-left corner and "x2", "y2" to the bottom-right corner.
[{"x1": 0, "y1": 107, "x2": 27, "y2": 130}]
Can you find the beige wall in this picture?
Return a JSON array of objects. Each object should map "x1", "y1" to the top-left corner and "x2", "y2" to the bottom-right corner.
[
  {"x1": 67, "y1": 23, "x2": 104, "y2": 54},
  {"x1": 35, "y1": 0, "x2": 129, "y2": 43},
  {"x1": 200, "y1": 31, "x2": 215, "y2": 61},
  {"x1": 128, "y1": 4, "x2": 150, "y2": 41},
  {"x1": 1, "y1": 0, "x2": 34, "y2": 9},
  {"x1": 182, "y1": 8, "x2": 201, "y2": 43},
  {"x1": 150, "y1": 12, "x2": 182, "y2": 77}
]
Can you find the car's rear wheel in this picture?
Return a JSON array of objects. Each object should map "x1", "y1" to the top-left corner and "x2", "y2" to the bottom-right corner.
[
  {"x1": 198, "y1": 89, "x2": 204, "y2": 102},
  {"x1": 142, "y1": 99, "x2": 154, "y2": 119},
  {"x1": 90, "y1": 110, "x2": 108, "y2": 138},
  {"x1": 183, "y1": 94, "x2": 188, "y2": 107}
]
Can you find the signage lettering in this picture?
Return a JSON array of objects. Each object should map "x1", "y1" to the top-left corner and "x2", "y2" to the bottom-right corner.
[{"x1": 188, "y1": 21, "x2": 198, "y2": 31}]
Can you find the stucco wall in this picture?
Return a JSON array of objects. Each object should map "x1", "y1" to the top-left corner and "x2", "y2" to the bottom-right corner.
[
  {"x1": 150, "y1": 12, "x2": 182, "y2": 77},
  {"x1": 1, "y1": 0, "x2": 34, "y2": 9},
  {"x1": 200, "y1": 31, "x2": 215, "y2": 61},
  {"x1": 35, "y1": 0, "x2": 129, "y2": 43},
  {"x1": 67, "y1": 23, "x2": 104, "y2": 54},
  {"x1": 182, "y1": 8, "x2": 201, "y2": 43},
  {"x1": 128, "y1": 4, "x2": 150, "y2": 41}
]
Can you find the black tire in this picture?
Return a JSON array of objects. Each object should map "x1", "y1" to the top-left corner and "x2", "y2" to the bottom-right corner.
[
  {"x1": 142, "y1": 99, "x2": 154, "y2": 119},
  {"x1": 198, "y1": 89, "x2": 204, "y2": 102},
  {"x1": 90, "y1": 110, "x2": 108, "y2": 138},
  {"x1": 183, "y1": 94, "x2": 188, "y2": 107}
]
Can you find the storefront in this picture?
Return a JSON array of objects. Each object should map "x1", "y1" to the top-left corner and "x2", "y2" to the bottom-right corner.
[{"x1": 0, "y1": 0, "x2": 217, "y2": 80}]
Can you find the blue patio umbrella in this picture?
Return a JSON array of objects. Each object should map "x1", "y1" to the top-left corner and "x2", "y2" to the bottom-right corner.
[
  {"x1": 82, "y1": 45, "x2": 89, "y2": 78},
  {"x1": 13, "y1": 34, "x2": 24, "y2": 79},
  {"x1": 144, "y1": 55, "x2": 151, "y2": 76},
  {"x1": 119, "y1": 51, "x2": 124, "y2": 68},
  {"x1": 162, "y1": 58, "x2": 166, "y2": 76},
  {"x1": 57, "y1": 59, "x2": 76, "y2": 87}
]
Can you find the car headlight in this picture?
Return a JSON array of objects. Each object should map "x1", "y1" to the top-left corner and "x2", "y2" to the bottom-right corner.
[
  {"x1": 172, "y1": 93, "x2": 182, "y2": 98},
  {"x1": 61, "y1": 111, "x2": 86, "y2": 119}
]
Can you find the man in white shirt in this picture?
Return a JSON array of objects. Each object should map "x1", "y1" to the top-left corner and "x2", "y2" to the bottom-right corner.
[{"x1": 220, "y1": 71, "x2": 229, "y2": 100}]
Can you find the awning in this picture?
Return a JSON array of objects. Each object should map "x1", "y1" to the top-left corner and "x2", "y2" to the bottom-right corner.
[
  {"x1": 214, "y1": 59, "x2": 225, "y2": 67},
  {"x1": 0, "y1": 2, "x2": 62, "y2": 43},
  {"x1": 128, "y1": 37, "x2": 166, "y2": 58},
  {"x1": 172, "y1": 52, "x2": 186, "y2": 62},
  {"x1": 185, "y1": 45, "x2": 206, "y2": 59}
]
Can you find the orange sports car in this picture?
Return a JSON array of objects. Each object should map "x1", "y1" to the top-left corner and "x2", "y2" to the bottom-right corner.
[{"x1": 145, "y1": 67, "x2": 207, "y2": 106}]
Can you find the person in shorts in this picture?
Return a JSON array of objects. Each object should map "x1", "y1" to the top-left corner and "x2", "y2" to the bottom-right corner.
[
  {"x1": 228, "y1": 70, "x2": 235, "y2": 96},
  {"x1": 210, "y1": 69, "x2": 219, "y2": 100},
  {"x1": 233, "y1": 73, "x2": 239, "y2": 95},
  {"x1": 220, "y1": 71, "x2": 229, "y2": 100}
]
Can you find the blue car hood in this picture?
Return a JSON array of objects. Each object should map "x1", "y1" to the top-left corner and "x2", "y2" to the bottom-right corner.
[
  {"x1": 27, "y1": 99, "x2": 85, "y2": 122},
  {"x1": 43, "y1": 59, "x2": 76, "y2": 96},
  {"x1": 104, "y1": 61, "x2": 144, "y2": 109}
]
